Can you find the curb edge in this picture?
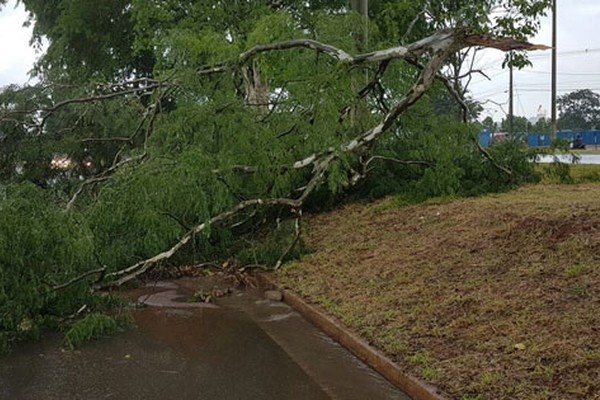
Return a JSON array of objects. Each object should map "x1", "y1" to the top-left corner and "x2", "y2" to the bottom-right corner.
[{"x1": 254, "y1": 272, "x2": 449, "y2": 400}]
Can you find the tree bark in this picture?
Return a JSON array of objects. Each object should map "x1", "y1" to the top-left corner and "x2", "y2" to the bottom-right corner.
[{"x1": 242, "y1": 59, "x2": 271, "y2": 112}]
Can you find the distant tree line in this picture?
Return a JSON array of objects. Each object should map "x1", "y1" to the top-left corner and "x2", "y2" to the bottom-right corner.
[{"x1": 481, "y1": 89, "x2": 600, "y2": 133}]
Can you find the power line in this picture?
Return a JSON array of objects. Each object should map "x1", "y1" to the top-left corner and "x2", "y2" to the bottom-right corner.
[
  {"x1": 529, "y1": 47, "x2": 600, "y2": 59},
  {"x1": 518, "y1": 70, "x2": 600, "y2": 76}
]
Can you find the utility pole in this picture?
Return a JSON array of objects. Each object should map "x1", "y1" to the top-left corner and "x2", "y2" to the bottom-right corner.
[
  {"x1": 351, "y1": 0, "x2": 368, "y2": 17},
  {"x1": 508, "y1": 0, "x2": 514, "y2": 136},
  {"x1": 350, "y1": 0, "x2": 369, "y2": 84},
  {"x1": 551, "y1": 0, "x2": 558, "y2": 140},
  {"x1": 509, "y1": 53, "x2": 514, "y2": 135},
  {"x1": 351, "y1": 0, "x2": 369, "y2": 49}
]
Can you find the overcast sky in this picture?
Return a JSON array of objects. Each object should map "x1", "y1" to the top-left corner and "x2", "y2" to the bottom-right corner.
[
  {"x1": 0, "y1": 0, "x2": 38, "y2": 86},
  {"x1": 1, "y1": 0, "x2": 600, "y2": 121},
  {"x1": 470, "y1": 0, "x2": 600, "y2": 122}
]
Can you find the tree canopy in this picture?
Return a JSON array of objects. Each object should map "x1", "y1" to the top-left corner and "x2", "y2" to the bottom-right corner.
[
  {"x1": 1, "y1": 0, "x2": 551, "y2": 82},
  {"x1": 558, "y1": 89, "x2": 600, "y2": 131}
]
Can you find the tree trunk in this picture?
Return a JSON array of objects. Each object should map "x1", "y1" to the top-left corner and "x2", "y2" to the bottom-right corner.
[{"x1": 242, "y1": 59, "x2": 270, "y2": 113}]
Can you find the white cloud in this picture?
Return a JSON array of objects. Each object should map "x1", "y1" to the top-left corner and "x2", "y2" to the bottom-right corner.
[{"x1": 0, "y1": 0, "x2": 38, "y2": 87}]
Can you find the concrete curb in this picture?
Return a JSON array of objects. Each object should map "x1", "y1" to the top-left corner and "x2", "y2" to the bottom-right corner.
[{"x1": 255, "y1": 272, "x2": 448, "y2": 400}]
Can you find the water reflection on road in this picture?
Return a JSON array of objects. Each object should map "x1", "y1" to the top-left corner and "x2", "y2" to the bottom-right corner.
[
  {"x1": 536, "y1": 154, "x2": 600, "y2": 164},
  {"x1": 0, "y1": 278, "x2": 409, "y2": 400}
]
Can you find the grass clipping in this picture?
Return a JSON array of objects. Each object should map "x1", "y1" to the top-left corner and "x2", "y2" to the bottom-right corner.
[{"x1": 277, "y1": 183, "x2": 600, "y2": 400}]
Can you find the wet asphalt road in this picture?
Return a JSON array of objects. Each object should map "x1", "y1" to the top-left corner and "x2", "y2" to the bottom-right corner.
[{"x1": 0, "y1": 280, "x2": 409, "y2": 400}]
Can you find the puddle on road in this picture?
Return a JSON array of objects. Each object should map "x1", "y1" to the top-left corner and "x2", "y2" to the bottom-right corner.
[{"x1": 0, "y1": 278, "x2": 409, "y2": 400}]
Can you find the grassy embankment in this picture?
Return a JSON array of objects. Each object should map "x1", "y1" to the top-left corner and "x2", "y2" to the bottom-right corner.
[
  {"x1": 277, "y1": 171, "x2": 600, "y2": 399},
  {"x1": 573, "y1": 148, "x2": 600, "y2": 155}
]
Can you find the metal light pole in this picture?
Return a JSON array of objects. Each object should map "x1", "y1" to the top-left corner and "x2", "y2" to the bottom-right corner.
[
  {"x1": 351, "y1": 0, "x2": 369, "y2": 84},
  {"x1": 509, "y1": 54, "x2": 514, "y2": 135},
  {"x1": 351, "y1": 0, "x2": 368, "y2": 17},
  {"x1": 551, "y1": 0, "x2": 558, "y2": 140},
  {"x1": 351, "y1": 0, "x2": 369, "y2": 49},
  {"x1": 508, "y1": 0, "x2": 514, "y2": 135}
]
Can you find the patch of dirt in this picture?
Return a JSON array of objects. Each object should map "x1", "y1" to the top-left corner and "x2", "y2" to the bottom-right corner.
[{"x1": 276, "y1": 184, "x2": 600, "y2": 400}]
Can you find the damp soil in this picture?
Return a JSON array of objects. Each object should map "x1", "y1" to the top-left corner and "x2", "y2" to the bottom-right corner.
[{"x1": 0, "y1": 277, "x2": 408, "y2": 400}]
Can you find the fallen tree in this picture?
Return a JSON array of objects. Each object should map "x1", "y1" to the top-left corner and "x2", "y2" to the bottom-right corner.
[
  {"x1": 0, "y1": 1, "x2": 551, "y2": 352},
  {"x1": 89, "y1": 28, "x2": 547, "y2": 288}
]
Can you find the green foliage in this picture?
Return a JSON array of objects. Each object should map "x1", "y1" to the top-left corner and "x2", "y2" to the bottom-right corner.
[
  {"x1": 356, "y1": 100, "x2": 539, "y2": 203},
  {"x1": 543, "y1": 161, "x2": 573, "y2": 184},
  {"x1": 487, "y1": 140, "x2": 539, "y2": 186},
  {"x1": 500, "y1": 116, "x2": 532, "y2": 133},
  {"x1": 87, "y1": 148, "x2": 235, "y2": 269},
  {"x1": 557, "y1": 89, "x2": 600, "y2": 131},
  {"x1": 11, "y1": 0, "x2": 552, "y2": 82},
  {"x1": 0, "y1": 83, "x2": 146, "y2": 188},
  {"x1": 0, "y1": 85, "x2": 53, "y2": 185},
  {"x1": 63, "y1": 313, "x2": 134, "y2": 349},
  {"x1": 0, "y1": 182, "x2": 102, "y2": 352},
  {"x1": 23, "y1": 0, "x2": 147, "y2": 82},
  {"x1": 236, "y1": 219, "x2": 307, "y2": 266},
  {"x1": 535, "y1": 140, "x2": 578, "y2": 184}
]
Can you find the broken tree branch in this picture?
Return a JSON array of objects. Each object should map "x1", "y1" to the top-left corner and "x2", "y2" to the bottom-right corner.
[
  {"x1": 98, "y1": 197, "x2": 302, "y2": 288},
  {"x1": 274, "y1": 210, "x2": 302, "y2": 270},
  {"x1": 90, "y1": 28, "x2": 546, "y2": 288},
  {"x1": 350, "y1": 156, "x2": 432, "y2": 186},
  {"x1": 199, "y1": 28, "x2": 547, "y2": 77},
  {"x1": 52, "y1": 267, "x2": 107, "y2": 291}
]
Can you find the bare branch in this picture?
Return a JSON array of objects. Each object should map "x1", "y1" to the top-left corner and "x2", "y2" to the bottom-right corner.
[
  {"x1": 52, "y1": 267, "x2": 107, "y2": 291},
  {"x1": 401, "y1": 5, "x2": 429, "y2": 45},
  {"x1": 463, "y1": 35, "x2": 551, "y2": 52},
  {"x1": 78, "y1": 136, "x2": 134, "y2": 144},
  {"x1": 350, "y1": 156, "x2": 432, "y2": 186},
  {"x1": 366, "y1": 156, "x2": 433, "y2": 168},
  {"x1": 199, "y1": 29, "x2": 463, "y2": 76},
  {"x1": 274, "y1": 210, "x2": 302, "y2": 270},
  {"x1": 66, "y1": 153, "x2": 146, "y2": 210},
  {"x1": 37, "y1": 83, "x2": 167, "y2": 130},
  {"x1": 98, "y1": 197, "x2": 302, "y2": 288},
  {"x1": 198, "y1": 66, "x2": 229, "y2": 76},
  {"x1": 474, "y1": 140, "x2": 513, "y2": 177},
  {"x1": 232, "y1": 30, "x2": 547, "y2": 71},
  {"x1": 456, "y1": 69, "x2": 490, "y2": 81}
]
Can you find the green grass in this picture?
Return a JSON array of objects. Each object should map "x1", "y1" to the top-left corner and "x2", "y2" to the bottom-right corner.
[
  {"x1": 538, "y1": 164, "x2": 600, "y2": 184},
  {"x1": 277, "y1": 183, "x2": 600, "y2": 399},
  {"x1": 63, "y1": 313, "x2": 134, "y2": 349}
]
